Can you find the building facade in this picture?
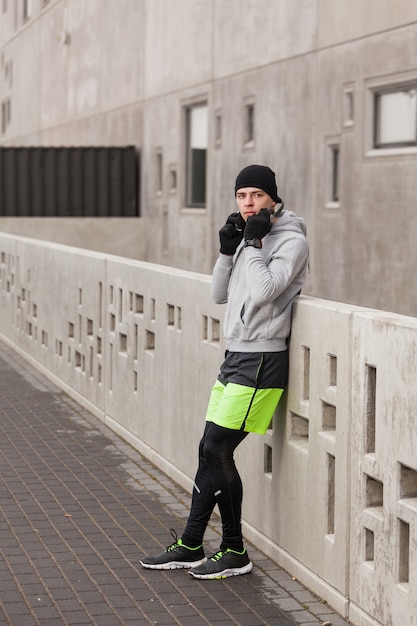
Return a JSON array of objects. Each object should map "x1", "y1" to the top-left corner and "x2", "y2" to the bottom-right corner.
[{"x1": 1, "y1": 0, "x2": 417, "y2": 316}]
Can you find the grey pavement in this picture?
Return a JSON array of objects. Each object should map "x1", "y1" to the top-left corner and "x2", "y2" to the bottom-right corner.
[{"x1": 0, "y1": 341, "x2": 351, "y2": 626}]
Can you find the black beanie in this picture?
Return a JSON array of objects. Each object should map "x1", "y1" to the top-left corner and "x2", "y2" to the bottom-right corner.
[{"x1": 235, "y1": 164, "x2": 279, "y2": 203}]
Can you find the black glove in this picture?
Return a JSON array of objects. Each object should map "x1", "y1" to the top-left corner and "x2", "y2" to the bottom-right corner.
[
  {"x1": 244, "y1": 208, "x2": 272, "y2": 242},
  {"x1": 219, "y1": 212, "x2": 245, "y2": 255}
]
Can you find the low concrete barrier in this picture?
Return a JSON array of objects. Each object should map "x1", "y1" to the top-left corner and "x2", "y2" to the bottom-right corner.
[{"x1": 1, "y1": 233, "x2": 416, "y2": 626}]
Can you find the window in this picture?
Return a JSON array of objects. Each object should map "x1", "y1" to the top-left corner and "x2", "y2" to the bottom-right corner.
[
  {"x1": 156, "y1": 150, "x2": 163, "y2": 193},
  {"x1": 23, "y1": 0, "x2": 31, "y2": 20},
  {"x1": 185, "y1": 103, "x2": 207, "y2": 207},
  {"x1": 2, "y1": 99, "x2": 11, "y2": 134},
  {"x1": 243, "y1": 101, "x2": 255, "y2": 146},
  {"x1": 215, "y1": 109, "x2": 222, "y2": 147},
  {"x1": 324, "y1": 137, "x2": 340, "y2": 208},
  {"x1": 1, "y1": 102, "x2": 7, "y2": 133},
  {"x1": 331, "y1": 145, "x2": 340, "y2": 202},
  {"x1": 343, "y1": 86, "x2": 354, "y2": 127},
  {"x1": 169, "y1": 165, "x2": 177, "y2": 193},
  {"x1": 374, "y1": 86, "x2": 417, "y2": 148}
]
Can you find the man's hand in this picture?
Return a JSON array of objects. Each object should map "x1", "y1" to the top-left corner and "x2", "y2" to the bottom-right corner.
[
  {"x1": 219, "y1": 212, "x2": 245, "y2": 255},
  {"x1": 244, "y1": 208, "x2": 272, "y2": 244}
]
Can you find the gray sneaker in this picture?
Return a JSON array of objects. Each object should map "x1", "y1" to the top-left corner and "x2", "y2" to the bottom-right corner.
[
  {"x1": 188, "y1": 547, "x2": 253, "y2": 579},
  {"x1": 140, "y1": 530, "x2": 206, "y2": 570}
]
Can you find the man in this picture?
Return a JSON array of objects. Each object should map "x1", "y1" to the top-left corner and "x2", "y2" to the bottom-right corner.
[{"x1": 140, "y1": 164, "x2": 309, "y2": 579}]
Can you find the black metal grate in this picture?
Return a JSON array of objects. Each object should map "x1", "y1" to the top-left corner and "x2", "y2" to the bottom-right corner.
[{"x1": 0, "y1": 146, "x2": 140, "y2": 217}]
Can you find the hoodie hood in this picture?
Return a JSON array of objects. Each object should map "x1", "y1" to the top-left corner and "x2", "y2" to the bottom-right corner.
[{"x1": 270, "y1": 209, "x2": 307, "y2": 237}]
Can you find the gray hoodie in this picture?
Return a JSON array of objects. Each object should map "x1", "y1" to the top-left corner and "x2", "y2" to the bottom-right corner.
[{"x1": 211, "y1": 210, "x2": 309, "y2": 352}]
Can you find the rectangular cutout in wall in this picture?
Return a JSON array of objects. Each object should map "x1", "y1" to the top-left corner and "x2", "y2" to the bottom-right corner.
[
  {"x1": 302, "y1": 346, "x2": 310, "y2": 400},
  {"x1": 365, "y1": 364, "x2": 377, "y2": 454},
  {"x1": 146, "y1": 330, "x2": 155, "y2": 351},
  {"x1": 176, "y1": 306, "x2": 182, "y2": 330},
  {"x1": 87, "y1": 318, "x2": 93, "y2": 336},
  {"x1": 289, "y1": 412, "x2": 309, "y2": 444},
  {"x1": 322, "y1": 401, "x2": 336, "y2": 431},
  {"x1": 211, "y1": 318, "x2": 220, "y2": 342},
  {"x1": 119, "y1": 332, "x2": 127, "y2": 353},
  {"x1": 68, "y1": 322, "x2": 74, "y2": 338},
  {"x1": 364, "y1": 527, "x2": 375, "y2": 562},
  {"x1": 135, "y1": 293, "x2": 144, "y2": 314},
  {"x1": 169, "y1": 166, "x2": 177, "y2": 192},
  {"x1": 264, "y1": 444, "x2": 272, "y2": 475},
  {"x1": 167, "y1": 304, "x2": 175, "y2": 326},
  {"x1": 327, "y1": 454, "x2": 336, "y2": 535},
  {"x1": 133, "y1": 323, "x2": 138, "y2": 360},
  {"x1": 202, "y1": 315, "x2": 208, "y2": 341},
  {"x1": 97, "y1": 336, "x2": 102, "y2": 354},
  {"x1": 365, "y1": 475, "x2": 383, "y2": 508},
  {"x1": 399, "y1": 464, "x2": 417, "y2": 499},
  {"x1": 119, "y1": 288, "x2": 123, "y2": 321},
  {"x1": 151, "y1": 298, "x2": 156, "y2": 321},
  {"x1": 243, "y1": 101, "x2": 255, "y2": 146},
  {"x1": 109, "y1": 343, "x2": 113, "y2": 391},
  {"x1": 99, "y1": 281, "x2": 103, "y2": 329},
  {"x1": 110, "y1": 313, "x2": 116, "y2": 332},
  {"x1": 343, "y1": 87, "x2": 355, "y2": 127},
  {"x1": 328, "y1": 354, "x2": 337, "y2": 387},
  {"x1": 55, "y1": 339, "x2": 63, "y2": 357},
  {"x1": 398, "y1": 519, "x2": 410, "y2": 583},
  {"x1": 156, "y1": 149, "x2": 163, "y2": 193},
  {"x1": 215, "y1": 109, "x2": 222, "y2": 146},
  {"x1": 330, "y1": 145, "x2": 339, "y2": 202}
]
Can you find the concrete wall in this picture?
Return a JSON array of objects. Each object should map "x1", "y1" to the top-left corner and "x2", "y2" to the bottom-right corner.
[
  {"x1": 0, "y1": 217, "x2": 147, "y2": 260},
  {"x1": 1, "y1": 232, "x2": 417, "y2": 626},
  {"x1": 2, "y1": 1, "x2": 417, "y2": 316}
]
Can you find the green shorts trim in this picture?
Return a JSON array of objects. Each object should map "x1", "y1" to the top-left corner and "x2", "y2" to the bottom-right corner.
[{"x1": 205, "y1": 380, "x2": 284, "y2": 435}]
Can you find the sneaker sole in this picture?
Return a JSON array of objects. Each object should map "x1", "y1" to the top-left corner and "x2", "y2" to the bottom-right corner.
[
  {"x1": 140, "y1": 557, "x2": 206, "y2": 570},
  {"x1": 188, "y1": 561, "x2": 253, "y2": 579}
]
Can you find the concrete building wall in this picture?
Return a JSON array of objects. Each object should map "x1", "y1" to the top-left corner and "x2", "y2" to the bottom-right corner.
[
  {"x1": 1, "y1": 232, "x2": 417, "y2": 626},
  {"x1": 1, "y1": 1, "x2": 417, "y2": 315}
]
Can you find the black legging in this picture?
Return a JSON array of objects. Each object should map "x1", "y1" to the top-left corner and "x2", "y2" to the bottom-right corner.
[{"x1": 181, "y1": 421, "x2": 249, "y2": 552}]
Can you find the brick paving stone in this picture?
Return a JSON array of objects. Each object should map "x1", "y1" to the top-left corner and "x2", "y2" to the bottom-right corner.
[
  {"x1": 0, "y1": 342, "x2": 353, "y2": 626},
  {"x1": 290, "y1": 610, "x2": 322, "y2": 624}
]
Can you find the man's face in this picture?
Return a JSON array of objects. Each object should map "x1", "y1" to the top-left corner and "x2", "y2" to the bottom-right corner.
[{"x1": 235, "y1": 187, "x2": 276, "y2": 222}]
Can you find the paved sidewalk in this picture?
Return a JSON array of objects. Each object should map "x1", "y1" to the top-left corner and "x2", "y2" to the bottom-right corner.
[{"x1": 0, "y1": 341, "x2": 350, "y2": 626}]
